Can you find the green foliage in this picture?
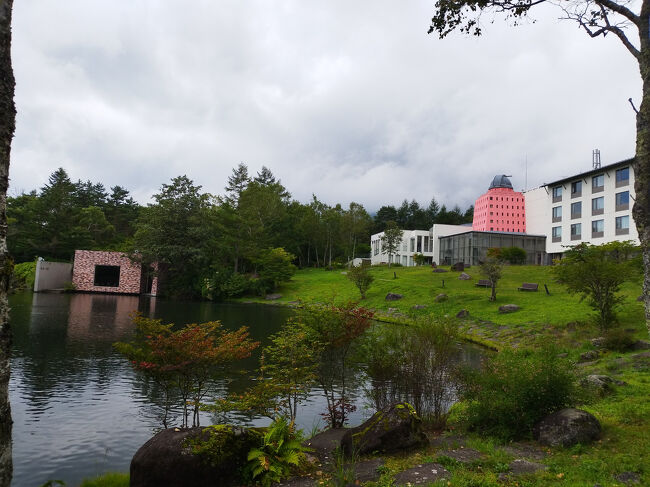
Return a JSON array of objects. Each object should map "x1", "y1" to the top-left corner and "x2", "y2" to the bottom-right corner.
[
  {"x1": 114, "y1": 314, "x2": 259, "y2": 427},
  {"x1": 346, "y1": 264, "x2": 374, "y2": 299},
  {"x1": 479, "y1": 256, "x2": 502, "y2": 301},
  {"x1": 603, "y1": 326, "x2": 636, "y2": 352},
  {"x1": 214, "y1": 322, "x2": 317, "y2": 423},
  {"x1": 459, "y1": 347, "x2": 580, "y2": 440},
  {"x1": 10, "y1": 260, "x2": 36, "y2": 291},
  {"x1": 381, "y1": 221, "x2": 403, "y2": 267},
  {"x1": 78, "y1": 473, "x2": 130, "y2": 487},
  {"x1": 552, "y1": 241, "x2": 641, "y2": 330},
  {"x1": 245, "y1": 417, "x2": 308, "y2": 487},
  {"x1": 412, "y1": 252, "x2": 427, "y2": 266},
  {"x1": 255, "y1": 247, "x2": 296, "y2": 292},
  {"x1": 363, "y1": 318, "x2": 460, "y2": 425},
  {"x1": 499, "y1": 246, "x2": 526, "y2": 264},
  {"x1": 293, "y1": 303, "x2": 374, "y2": 427}
]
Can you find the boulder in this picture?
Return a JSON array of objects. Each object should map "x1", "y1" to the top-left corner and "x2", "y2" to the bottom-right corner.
[
  {"x1": 579, "y1": 350, "x2": 600, "y2": 362},
  {"x1": 533, "y1": 408, "x2": 601, "y2": 447},
  {"x1": 631, "y1": 340, "x2": 650, "y2": 350},
  {"x1": 304, "y1": 428, "x2": 349, "y2": 465},
  {"x1": 435, "y1": 293, "x2": 448, "y2": 302},
  {"x1": 456, "y1": 309, "x2": 469, "y2": 319},
  {"x1": 385, "y1": 293, "x2": 403, "y2": 301},
  {"x1": 412, "y1": 305, "x2": 427, "y2": 310},
  {"x1": 451, "y1": 262, "x2": 465, "y2": 272},
  {"x1": 393, "y1": 463, "x2": 450, "y2": 486},
  {"x1": 614, "y1": 471, "x2": 641, "y2": 485},
  {"x1": 265, "y1": 293, "x2": 282, "y2": 300},
  {"x1": 591, "y1": 337, "x2": 606, "y2": 348},
  {"x1": 581, "y1": 374, "x2": 615, "y2": 395},
  {"x1": 341, "y1": 403, "x2": 427, "y2": 456},
  {"x1": 508, "y1": 459, "x2": 548, "y2": 475},
  {"x1": 498, "y1": 304, "x2": 520, "y2": 313},
  {"x1": 432, "y1": 268, "x2": 448, "y2": 273},
  {"x1": 458, "y1": 272, "x2": 472, "y2": 280},
  {"x1": 130, "y1": 425, "x2": 261, "y2": 487}
]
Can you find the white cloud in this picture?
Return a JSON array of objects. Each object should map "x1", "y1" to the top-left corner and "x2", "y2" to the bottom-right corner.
[{"x1": 10, "y1": 0, "x2": 639, "y2": 212}]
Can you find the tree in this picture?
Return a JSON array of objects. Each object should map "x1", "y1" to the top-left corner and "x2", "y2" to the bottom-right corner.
[
  {"x1": 0, "y1": 1, "x2": 14, "y2": 484},
  {"x1": 480, "y1": 255, "x2": 503, "y2": 301},
  {"x1": 133, "y1": 175, "x2": 214, "y2": 297},
  {"x1": 381, "y1": 221, "x2": 403, "y2": 267},
  {"x1": 224, "y1": 162, "x2": 250, "y2": 206},
  {"x1": 428, "y1": 0, "x2": 650, "y2": 337},
  {"x1": 254, "y1": 247, "x2": 296, "y2": 293},
  {"x1": 115, "y1": 315, "x2": 259, "y2": 428},
  {"x1": 552, "y1": 241, "x2": 641, "y2": 330},
  {"x1": 346, "y1": 264, "x2": 374, "y2": 299}
]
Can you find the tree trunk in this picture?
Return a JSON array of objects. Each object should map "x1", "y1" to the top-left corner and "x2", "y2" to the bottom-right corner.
[
  {"x1": 0, "y1": 1, "x2": 14, "y2": 485},
  {"x1": 634, "y1": 9, "x2": 650, "y2": 338}
]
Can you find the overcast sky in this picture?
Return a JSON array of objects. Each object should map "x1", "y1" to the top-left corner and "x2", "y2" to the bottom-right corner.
[{"x1": 9, "y1": 0, "x2": 640, "y2": 212}]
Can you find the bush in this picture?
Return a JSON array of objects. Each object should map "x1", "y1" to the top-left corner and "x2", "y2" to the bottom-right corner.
[
  {"x1": 11, "y1": 260, "x2": 36, "y2": 291},
  {"x1": 500, "y1": 246, "x2": 526, "y2": 264},
  {"x1": 603, "y1": 327, "x2": 636, "y2": 352},
  {"x1": 459, "y1": 347, "x2": 579, "y2": 440}
]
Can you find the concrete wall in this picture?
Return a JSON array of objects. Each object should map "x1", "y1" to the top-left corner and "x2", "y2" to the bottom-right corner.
[
  {"x1": 72, "y1": 250, "x2": 146, "y2": 294},
  {"x1": 34, "y1": 260, "x2": 73, "y2": 292}
]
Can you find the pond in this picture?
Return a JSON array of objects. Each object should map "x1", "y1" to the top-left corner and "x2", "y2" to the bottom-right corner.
[{"x1": 9, "y1": 292, "x2": 483, "y2": 486}]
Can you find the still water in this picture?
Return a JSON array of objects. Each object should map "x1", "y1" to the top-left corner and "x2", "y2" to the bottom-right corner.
[{"x1": 9, "y1": 292, "x2": 482, "y2": 487}]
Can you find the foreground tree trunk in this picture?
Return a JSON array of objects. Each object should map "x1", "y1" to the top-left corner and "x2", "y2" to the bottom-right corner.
[
  {"x1": 0, "y1": 1, "x2": 14, "y2": 485},
  {"x1": 634, "y1": 3, "x2": 650, "y2": 339}
]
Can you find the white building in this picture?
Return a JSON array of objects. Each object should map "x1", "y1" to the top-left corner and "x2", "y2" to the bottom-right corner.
[
  {"x1": 525, "y1": 158, "x2": 638, "y2": 261},
  {"x1": 370, "y1": 224, "x2": 469, "y2": 266}
]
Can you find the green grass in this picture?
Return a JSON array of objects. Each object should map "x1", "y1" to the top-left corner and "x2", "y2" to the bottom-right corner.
[
  {"x1": 239, "y1": 264, "x2": 646, "y2": 351},
  {"x1": 78, "y1": 472, "x2": 129, "y2": 487},
  {"x1": 239, "y1": 264, "x2": 649, "y2": 486}
]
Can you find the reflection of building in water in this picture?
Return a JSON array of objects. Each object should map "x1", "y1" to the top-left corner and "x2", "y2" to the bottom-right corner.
[
  {"x1": 72, "y1": 250, "x2": 158, "y2": 295},
  {"x1": 66, "y1": 293, "x2": 157, "y2": 342}
]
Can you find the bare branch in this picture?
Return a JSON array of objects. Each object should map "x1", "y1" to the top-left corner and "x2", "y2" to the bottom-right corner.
[
  {"x1": 629, "y1": 97, "x2": 640, "y2": 114},
  {"x1": 595, "y1": 0, "x2": 640, "y2": 25}
]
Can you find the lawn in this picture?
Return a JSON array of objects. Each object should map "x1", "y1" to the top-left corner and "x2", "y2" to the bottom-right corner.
[{"x1": 241, "y1": 264, "x2": 646, "y2": 351}]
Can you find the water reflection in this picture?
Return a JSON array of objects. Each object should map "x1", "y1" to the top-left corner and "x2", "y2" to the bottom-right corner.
[{"x1": 9, "y1": 294, "x2": 483, "y2": 487}]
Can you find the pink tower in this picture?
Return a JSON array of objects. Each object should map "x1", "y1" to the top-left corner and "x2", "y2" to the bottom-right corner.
[{"x1": 472, "y1": 175, "x2": 526, "y2": 233}]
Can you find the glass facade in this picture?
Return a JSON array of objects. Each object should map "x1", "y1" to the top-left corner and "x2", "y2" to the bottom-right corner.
[{"x1": 438, "y1": 232, "x2": 546, "y2": 266}]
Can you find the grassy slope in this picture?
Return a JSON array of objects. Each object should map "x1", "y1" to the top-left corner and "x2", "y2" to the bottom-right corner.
[{"x1": 241, "y1": 265, "x2": 650, "y2": 487}]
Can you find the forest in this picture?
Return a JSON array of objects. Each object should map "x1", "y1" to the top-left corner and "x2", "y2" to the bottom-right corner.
[{"x1": 7, "y1": 164, "x2": 473, "y2": 297}]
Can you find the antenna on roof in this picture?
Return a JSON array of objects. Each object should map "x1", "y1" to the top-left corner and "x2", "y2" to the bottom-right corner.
[{"x1": 593, "y1": 149, "x2": 601, "y2": 169}]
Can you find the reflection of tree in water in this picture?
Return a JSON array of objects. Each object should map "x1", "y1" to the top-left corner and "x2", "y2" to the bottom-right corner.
[{"x1": 363, "y1": 321, "x2": 480, "y2": 424}]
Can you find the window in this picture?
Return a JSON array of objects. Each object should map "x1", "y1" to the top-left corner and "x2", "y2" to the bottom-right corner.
[
  {"x1": 615, "y1": 191, "x2": 629, "y2": 211},
  {"x1": 592, "y1": 196, "x2": 604, "y2": 215},
  {"x1": 410, "y1": 238, "x2": 415, "y2": 252},
  {"x1": 616, "y1": 215, "x2": 630, "y2": 235},
  {"x1": 571, "y1": 180, "x2": 582, "y2": 197},
  {"x1": 552, "y1": 226, "x2": 561, "y2": 242},
  {"x1": 592, "y1": 219, "x2": 604, "y2": 238},
  {"x1": 616, "y1": 167, "x2": 629, "y2": 187},
  {"x1": 570, "y1": 223, "x2": 582, "y2": 241},
  {"x1": 592, "y1": 174, "x2": 604, "y2": 192},
  {"x1": 94, "y1": 265, "x2": 120, "y2": 287},
  {"x1": 552, "y1": 206, "x2": 562, "y2": 222},
  {"x1": 571, "y1": 201, "x2": 582, "y2": 219}
]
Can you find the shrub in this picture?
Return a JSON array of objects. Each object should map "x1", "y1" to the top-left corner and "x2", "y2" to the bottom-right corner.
[
  {"x1": 11, "y1": 260, "x2": 36, "y2": 291},
  {"x1": 346, "y1": 264, "x2": 374, "y2": 299},
  {"x1": 603, "y1": 327, "x2": 636, "y2": 352},
  {"x1": 245, "y1": 417, "x2": 308, "y2": 486},
  {"x1": 500, "y1": 246, "x2": 526, "y2": 264},
  {"x1": 459, "y1": 347, "x2": 579, "y2": 440}
]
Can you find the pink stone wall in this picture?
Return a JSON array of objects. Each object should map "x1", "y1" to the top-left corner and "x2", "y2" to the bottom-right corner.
[
  {"x1": 73, "y1": 250, "x2": 146, "y2": 294},
  {"x1": 473, "y1": 187, "x2": 526, "y2": 233}
]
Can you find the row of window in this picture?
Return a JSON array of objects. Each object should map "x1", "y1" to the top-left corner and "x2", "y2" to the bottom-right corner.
[
  {"x1": 551, "y1": 191, "x2": 629, "y2": 221},
  {"x1": 552, "y1": 215, "x2": 630, "y2": 241},
  {"x1": 552, "y1": 167, "x2": 629, "y2": 201}
]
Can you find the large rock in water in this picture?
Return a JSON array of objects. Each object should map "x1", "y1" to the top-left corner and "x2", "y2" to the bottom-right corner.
[
  {"x1": 341, "y1": 403, "x2": 427, "y2": 456},
  {"x1": 533, "y1": 408, "x2": 601, "y2": 447},
  {"x1": 130, "y1": 425, "x2": 261, "y2": 487}
]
